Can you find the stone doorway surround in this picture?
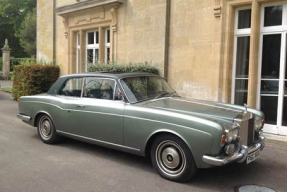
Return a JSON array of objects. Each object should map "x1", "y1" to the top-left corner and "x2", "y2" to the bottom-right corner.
[
  {"x1": 220, "y1": 0, "x2": 287, "y2": 108},
  {"x1": 221, "y1": 0, "x2": 287, "y2": 136},
  {"x1": 55, "y1": 0, "x2": 124, "y2": 74}
]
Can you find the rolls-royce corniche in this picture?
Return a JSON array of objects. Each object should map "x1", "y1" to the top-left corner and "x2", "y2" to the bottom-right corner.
[{"x1": 17, "y1": 72, "x2": 266, "y2": 182}]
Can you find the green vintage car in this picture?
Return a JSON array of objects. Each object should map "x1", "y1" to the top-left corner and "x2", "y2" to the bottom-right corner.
[{"x1": 17, "y1": 72, "x2": 266, "y2": 182}]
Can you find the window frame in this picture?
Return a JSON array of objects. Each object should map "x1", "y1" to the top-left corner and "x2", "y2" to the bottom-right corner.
[
  {"x1": 76, "y1": 33, "x2": 81, "y2": 73},
  {"x1": 57, "y1": 77, "x2": 85, "y2": 98},
  {"x1": 260, "y1": 2, "x2": 287, "y2": 34},
  {"x1": 105, "y1": 28, "x2": 111, "y2": 64},
  {"x1": 232, "y1": 7, "x2": 252, "y2": 105},
  {"x1": 57, "y1": 77, "x2": 123, "y2": 102},
  {"x1": 256, "y1": 2, "x2": 287, "y2": 134},
  {"x1": 119, "y1": 75, "x2": 175, "y2": 104},
  {"x1": 86, "y1": 30, "x2": 100, "y2": 71},
  {"x1": 234, "y1": 7, "x2": 252, "y2": 36},
  {"x1": 82, "y1": 77, "x2": 118, "y2": 101}
]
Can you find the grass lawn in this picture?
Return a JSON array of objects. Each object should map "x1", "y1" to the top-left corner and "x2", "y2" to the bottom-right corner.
[{"x1": 1, "y1": 87, "x2": 13, "y2": 93}]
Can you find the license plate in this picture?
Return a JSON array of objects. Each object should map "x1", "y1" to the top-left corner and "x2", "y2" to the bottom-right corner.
[{"x1": 246, "y1": 149, "x2": 260, "y2": 164}]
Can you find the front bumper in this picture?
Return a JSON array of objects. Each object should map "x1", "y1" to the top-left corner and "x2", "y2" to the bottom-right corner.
[
  {"x1": 17, "y1": 113, "x2": 32, "y2": 122},
  {"x1": 202, "y1": 136, "x2": 266, "y2": 166}
]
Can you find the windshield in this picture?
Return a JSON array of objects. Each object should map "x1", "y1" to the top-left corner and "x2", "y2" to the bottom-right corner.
[{"x1": 120, "y1": 76, "x2": 175, "y2": 103}]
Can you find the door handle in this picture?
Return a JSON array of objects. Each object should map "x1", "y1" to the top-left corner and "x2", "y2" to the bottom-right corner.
[{"x1": 76, "y1": 105, "x2": 85, "y2": 109}]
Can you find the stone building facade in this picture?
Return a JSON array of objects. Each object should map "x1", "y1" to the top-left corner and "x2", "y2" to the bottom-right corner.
[{"x1": 37, "y1": 0, "x2": 287, "y2": 136}]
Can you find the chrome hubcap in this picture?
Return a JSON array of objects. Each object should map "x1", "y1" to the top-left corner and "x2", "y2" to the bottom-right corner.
[
  {"x1": 39, "y1": 117, "x2": 52, "y2": 139},
  {"x1": 156, "y1": 140, "x2": 186, "y2": 176},
  {"x1": 162, "y1": 147, "x2": 180, "y2": 169}
]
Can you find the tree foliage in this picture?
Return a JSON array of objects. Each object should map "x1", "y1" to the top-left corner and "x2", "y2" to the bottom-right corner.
[
  {"x1": 19, "y1": 9, "x2": 36, "y2": 57},
  {"x1": 0, "y1": 0, "x2": 36, "y2": 57}
]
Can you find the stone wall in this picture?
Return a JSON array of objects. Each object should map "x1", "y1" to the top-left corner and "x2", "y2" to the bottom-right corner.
[
  {"x1": 116, "y1": 0, "x2": 167, "y2": 74},
  {"x1": 37, "y1": 0, "x2": 54, "y2": 63},
  {"x1": 37, "y1": 0, "x2": 225, "y2": 101},
  {"x1": 168, "y1": 0, "x2": 222, "y2": 101}
]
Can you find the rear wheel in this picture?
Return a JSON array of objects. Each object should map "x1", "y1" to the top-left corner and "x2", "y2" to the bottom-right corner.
[
  {"x1": 37, "y1": 114, "x2": 60, "y2": 144},
  {"x1": 151, "y1": 134, "x2": 197, "y2": 182}
]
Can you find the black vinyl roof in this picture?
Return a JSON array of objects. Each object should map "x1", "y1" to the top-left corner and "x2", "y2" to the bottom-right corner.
[
  {"x1": 60, "y1": 72, "x2": 159, "y2": 80},
  {"x1": 47, "y1": 72, "x2": 160, "y2": 95}
]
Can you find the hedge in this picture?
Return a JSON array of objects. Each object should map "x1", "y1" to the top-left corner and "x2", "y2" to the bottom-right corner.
[
  {"x1": 88, "y1": 62, "x2": 160, "y2": 75},
  {"x1": 12, "y1": 64, "x2": 60, "y2": 100}
]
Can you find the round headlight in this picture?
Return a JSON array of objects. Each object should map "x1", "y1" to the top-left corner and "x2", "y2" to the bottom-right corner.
[
  {"x1": 225, "y1": 128, "x2": 239, "y2": 143},
  {"x1": 232, "y1": 129, "x2": 239, "y2": 141},
  {"x1": 226, "y1": 131, "x2": 233, "y2": 143}
]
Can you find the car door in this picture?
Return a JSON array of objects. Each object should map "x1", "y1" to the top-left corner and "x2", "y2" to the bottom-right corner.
[
  {"x1": 53, "y1": 77, "x2": 85, "y2": 133},
  {"x1": 67, "y1": 77, "x2": 125, "y2": 145}
]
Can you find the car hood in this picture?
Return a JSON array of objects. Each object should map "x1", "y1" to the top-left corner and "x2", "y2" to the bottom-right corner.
[{"x1": 145, "y1": 97, "x2": 244, "y2": 123}]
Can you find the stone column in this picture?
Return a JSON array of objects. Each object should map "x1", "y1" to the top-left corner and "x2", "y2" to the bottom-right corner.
[
  {"x1": 1, "y1": 39, "x2": 12, "y2": 79},
  {"x1": 247, "y1": 0, "x2": 260, "y2": 108}
]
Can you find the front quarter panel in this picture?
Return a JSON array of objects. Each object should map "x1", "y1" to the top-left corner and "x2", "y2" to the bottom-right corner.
[{"x1": 123, "y1": 104, "x2": 224, "y2": 168}]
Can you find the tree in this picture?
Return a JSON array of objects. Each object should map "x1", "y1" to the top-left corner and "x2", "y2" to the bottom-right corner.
[
  {"x1": 0, "y1": 0, "x2": 36, "y2": 57},
  {"x1": 18, "y1": 9, "x2": 36, "y2": 57}
]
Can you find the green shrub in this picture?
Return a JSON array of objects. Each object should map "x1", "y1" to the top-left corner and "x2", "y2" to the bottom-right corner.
[
  {"x1": 12, "y1": 64, "x2": 60, "y2": 100},
  {"x1": 88, "y1": 62, "x2": 160, "y2": 75}
]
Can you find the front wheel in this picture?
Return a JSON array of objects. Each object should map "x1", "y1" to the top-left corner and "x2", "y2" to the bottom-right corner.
[
  {"x1": 37, "y1": 114, "x2": 60, "y2": 144},
  {"x1": 151, "y1": 134, "x2": 197, "y2": 182}
]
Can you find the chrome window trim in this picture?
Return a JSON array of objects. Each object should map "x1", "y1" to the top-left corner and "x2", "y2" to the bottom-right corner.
[
  {"x1": 57, "y1": 77, "x2": 85, "y2": 98},
  {"x1": 80, "y1": 78, "x2": 86, "y2": 98},
  {"x1": 59, "y1": 76, "x2": 118, "y2": 101},
  {"x1": 82, "y1": 77, "x2": 117, "y2": 100},
  {"x1": 57, "y1": 76, "x2": 118, "y2": 101},
  {"x1": 56, "y1": 130, "x2": 140, "y2": 152}
]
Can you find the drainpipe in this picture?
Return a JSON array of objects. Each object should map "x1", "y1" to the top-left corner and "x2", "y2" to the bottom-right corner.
[
  {"x1": 164, "y1": 0, "x2": 171, "y2": 81},
  {"x1": 53, "y1": 0, "x2": 56, "y2": 65}
]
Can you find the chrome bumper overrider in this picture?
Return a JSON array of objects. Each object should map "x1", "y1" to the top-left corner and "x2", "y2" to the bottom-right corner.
[
  {"x1": 202, "y1": 136, "x2": 266, "y2": 166},
  {"x1": 17, "y1": 113, "x2": 32, "y2": 122}
]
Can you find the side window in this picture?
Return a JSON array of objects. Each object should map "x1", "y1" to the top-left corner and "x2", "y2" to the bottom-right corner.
[
  {"x1": 59, "y1": 78, "x2": 83, "y2": 97},
  {"x1": 83, "y1": 78, "x2": 115, "y2": 100}
]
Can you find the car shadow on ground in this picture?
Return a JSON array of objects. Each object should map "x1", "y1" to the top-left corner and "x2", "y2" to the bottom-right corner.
[
  {"x1": 30, "y1": 133, "x2": 155, "y2": 173},
  {"x1": 30, "y1": 132, "x2": 279, "y2": 190}
]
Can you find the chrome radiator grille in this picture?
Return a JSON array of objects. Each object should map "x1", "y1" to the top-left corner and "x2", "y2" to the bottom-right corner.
[{"x1": 235, "y1": 114, "x2": 255, "y2": 146}]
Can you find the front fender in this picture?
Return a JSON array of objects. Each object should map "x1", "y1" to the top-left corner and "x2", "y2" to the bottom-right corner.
[{"x1": 144, "y1": 128, "x2": 213, "y2": 168}]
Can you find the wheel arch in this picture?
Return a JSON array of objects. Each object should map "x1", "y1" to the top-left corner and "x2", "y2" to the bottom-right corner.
[
  {"x1": 144, "y1": 129, "x2": 194, "y2": 158},
  {"x1": 34, "y1": 111, "x2": 55, "y2": 127}
]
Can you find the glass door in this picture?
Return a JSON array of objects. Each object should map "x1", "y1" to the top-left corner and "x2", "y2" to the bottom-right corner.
[
  {"x1": 259, "y1": 34, "x2": 281, "y2": 134},
  {"x1": 258, "y1": 3, "x2": 287, "y2": 135},
  {"x1": 279, "y1": 34, "x2": 287, "y2": 135}
]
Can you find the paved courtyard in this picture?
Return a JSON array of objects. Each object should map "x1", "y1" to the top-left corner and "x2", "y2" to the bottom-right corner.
[
  {"x1": 0, "y1": 80, "x2": 13, "y2": 88},
  {"x1": 0, "y1": 90, "x2": 286, "y2": 192}
]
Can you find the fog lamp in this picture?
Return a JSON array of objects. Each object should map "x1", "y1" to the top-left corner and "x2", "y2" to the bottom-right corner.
[{"x1": 225, "y1": 144, "x2": 235, "y2": 155}]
